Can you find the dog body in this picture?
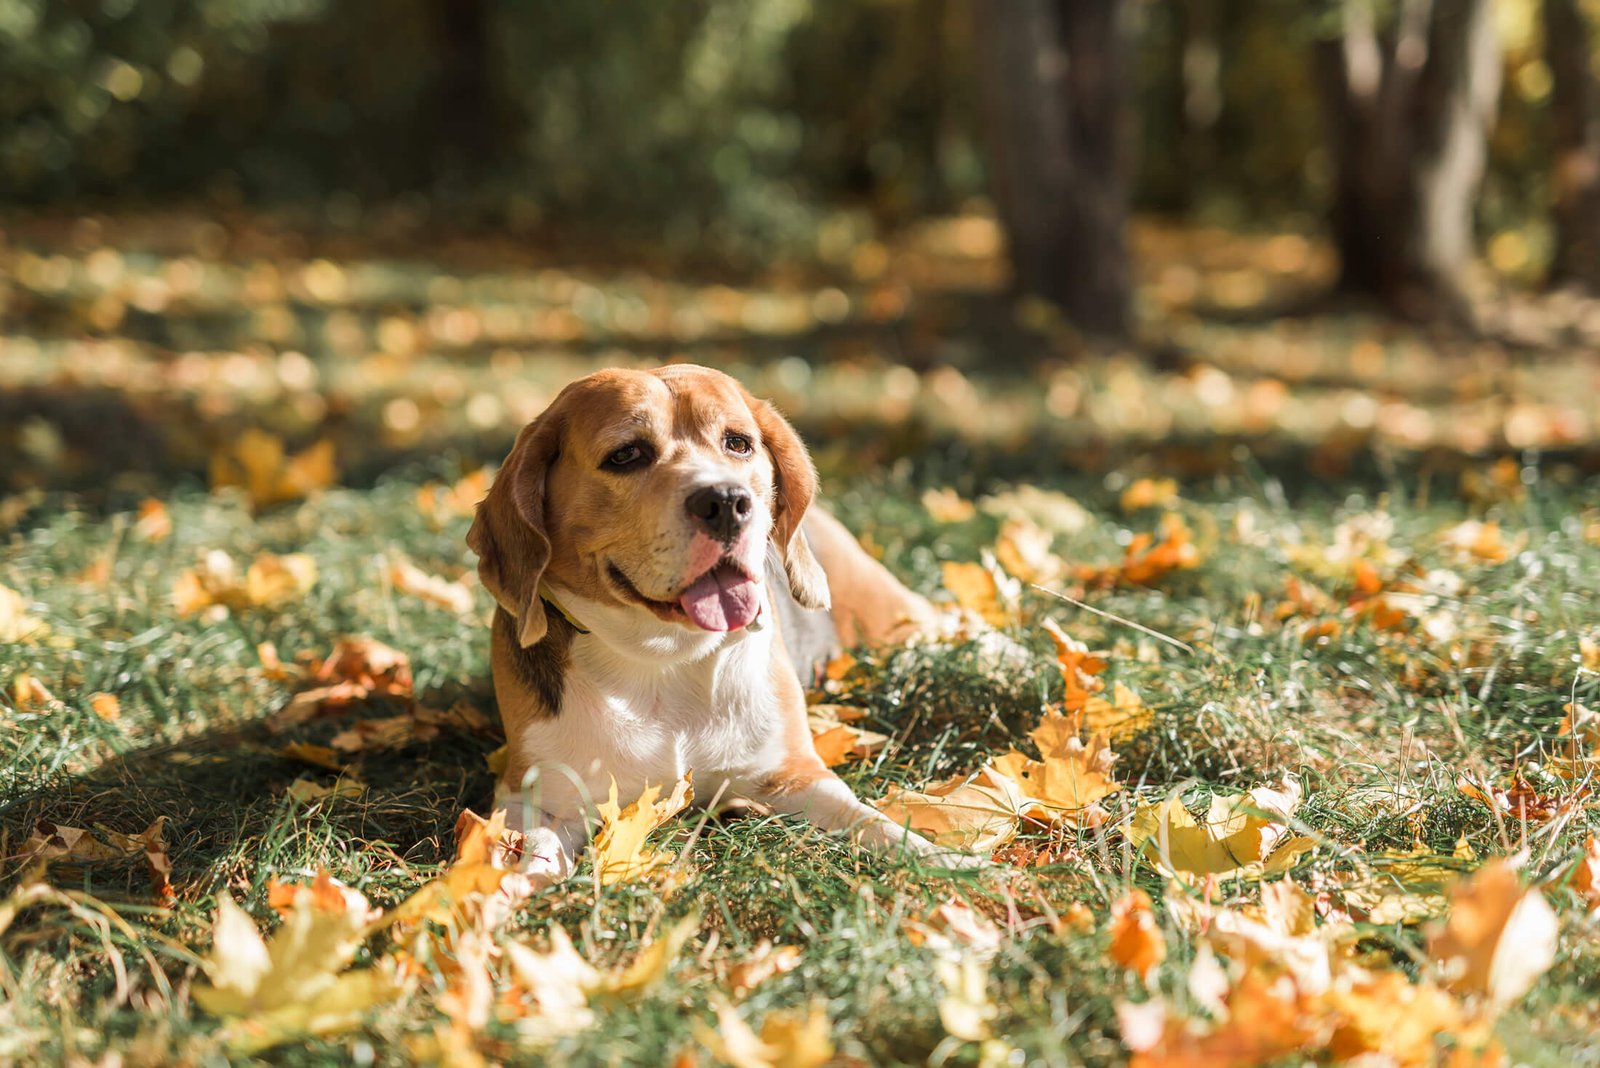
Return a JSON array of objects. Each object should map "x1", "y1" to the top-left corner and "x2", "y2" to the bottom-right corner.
[{"x1": 468, "y1": 365, "x2": 958, "y2": 883}]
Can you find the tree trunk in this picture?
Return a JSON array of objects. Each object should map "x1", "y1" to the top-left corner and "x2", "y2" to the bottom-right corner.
[
  {"x1": 972, "y1": 0, "x2": 1132, "y2": 342},
  {"x1": 1313, "y1": 0, "x2": 1501, "y2": 323},
  {"x1": 1546, "y1": 0, "x2": 1600, "y2": 290}
]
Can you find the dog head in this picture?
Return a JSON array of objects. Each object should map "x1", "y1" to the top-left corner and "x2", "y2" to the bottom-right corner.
[{"x1": 468, "y1": 365, "x2": 830, "y2": 647}]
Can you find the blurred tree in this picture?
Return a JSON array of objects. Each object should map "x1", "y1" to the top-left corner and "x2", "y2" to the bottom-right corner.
[
  {"x1": 1545, "y1": 0, "x2": 1600, "y2": 290},
  {"x1": 973, "y1": 0, "x2": 1132, "y2": 341},
  {"x1": 1314, "y1": 0, "x2": 1501, "y2": 322}
]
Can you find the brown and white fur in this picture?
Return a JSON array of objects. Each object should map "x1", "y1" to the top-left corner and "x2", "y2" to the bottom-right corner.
[{"x1": 467, "y1": 364, "x2": 971, "y2": 884}]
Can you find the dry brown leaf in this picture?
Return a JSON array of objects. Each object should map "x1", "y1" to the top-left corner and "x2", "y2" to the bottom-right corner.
[
  {"x1": 193, "y1": 871, "x2": 392, "y2": 1051},
  {"x1": 590, "y1": 775, "x2": 695, "y2": 886},
  {"x1": 0, "y1": 583, "x2": 45, "y2": 643},
  {"x1": 88, "y1": 692, "x2": 120, "y2": 721},
  {"x1": 989, "y1": 709, "x2": 1121, "y2": 824},
  {"x1": 806, "y1": 704, "x2": 888, "y2": 767},
  {"x1": 210, "y1": 429, "x2": 336, "y2": 510},
  {"x1": 698, "y1": 998, "x2": 833, "y2": 1068},
  {"x1": 875, "y1": 767, "x2": 1028, "y2": 854},
  {"x1": 285, "y1": 777, "x2": 364, "y2": 803},
  {"x1": 132, "y1": 498, "x2": 172, "y2": 541},
  {"x1": 388, "y1": 558, "x2": 475, "y2": 615},
  {"x1": 1125, "y1": 777, "x2": 1315, "y2": 879},
  {"x1": 279, "y1": 742, "x2": 345, "y2": 771},
  {"x1": 1427, "y1": 859, "x2": 1557, "y2": 1008},
  {"x1": 725, "y1": 940, "x2": 803, "y2": 999},
  {"x1": 1119, "y1": 477, "x2": 1179, "y2": 513},
  {"x1": 173, "y1": 550, "x2": 316, "y2": 617},
  {"x1": 1563, "y1": 836, "x2": 1600, "y2": 914},
  {"x1": 940, "y1": 558, "x2": 1016, "y2": 628},
  {"x1": 994, "y1": 515, "x2": 1062, "y2": 583},
  {"x1": 1078, "y1": 514, "x2": 1200, "y2": 589},
  {"x1": 416, "y1": 468, "x2": 491, "y2": 523},
  {"x1": 1107, "y1": 889, "x2": 1166, "y2": 979},
  {"x1": 906, "y1": 898, "x2": 1004, "y2": 960}
]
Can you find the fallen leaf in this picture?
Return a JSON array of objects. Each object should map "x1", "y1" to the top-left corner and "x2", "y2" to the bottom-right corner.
[
  {"x1": 503, "y1": 926, "x2": 600, "y2": 1041},
  {"x1": 132, "y1": 498, "x2": 172, "y2": 541},
  {"x1": 590, "y1": 775, "x2": 695, "y2": 886},
  {"x1": 331, "y1": 716, "x2": 436, "y2": 753},
  {"x1": 725, "y1": 940, "x2": 803, "y2": 998},
  {"x1": 1427, "y1": 859, "x2": 1557, "y2": 1008},
  {"x1": 1120, "y1": 478, "x2": 1179, "y2": 513},
  {"x1": 875, "y1": 767, "x2": 1029, "y2": 854},
  {"x1": 174, "y1": 550, "x2": 316, "y2": 616},
  {"x1": 0, "y1": 584, "x2": 45, "y2": 643},
  {"x1": 1079, "y1": 514, "x2": 1200, "y2": 588},
  {"x1": 285, "y1": 777, "x2": 364, "y2": 803},
  {"x1": 1125, "y1": 777, "x2": 1316, "y2": 879},
  {"x1": 210, "y1": 430, "x2": 336, "y2": 510},
  {"x1": 906, "y1": 898, "x2": 1004, "y2": 961},
  {"x1": 12, "y1": 671, "x2": 57, "y2": 710},
  {"x1": 388, "y1": 558, "x2": 475, "y2": 615},
  {"x1": 940, "y1": 558, "x2": 1016, "y2": 628},
  {"x1": 1107, "y1": 889, "x2": 1166, "y2": 979},
  {"x1": 279, "y1": 742, "x2": 345, "y2": 771},
  {"x1": 1439, "y1": 519, "x2": 1521, "y2": 564},
  {"x1": 604, "y1": 912, "x2": 701, "y2": 997},
  {"x1": 192, "y1": 872, "x2": 392, "y2": 1051},
  {"x1": 88, "y1": 692, "x2": 120, "y2": 721},
  {"x1": 698, "y1": 998, "x2": 833, "y2": 1068},
  {"x1": 390, "y1": 809, "x2": 531, "y2": 931},
  {"x1": 807, "y1": 704, "x2": 888, "y2": 767},
  {"x1": 936, "y1": 953, "x2": 996, "y2": 1043},
  {"x1": 1566, "y1": 836, "x2": 1600, "y2": 912},
  {"x1": 923, "y1": 487, "x2": 976, "y2": 523},
  {"x1": 994, "y1": 516, "x2": 1062, "y2": 583},
  {"x1": 989, "y1": 709, "x2": 1121, "y2": 824}
]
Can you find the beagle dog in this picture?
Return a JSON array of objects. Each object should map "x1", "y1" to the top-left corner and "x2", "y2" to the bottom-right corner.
[{"x1": 467, "y1": 364, "x2": 973, "y2": 883}]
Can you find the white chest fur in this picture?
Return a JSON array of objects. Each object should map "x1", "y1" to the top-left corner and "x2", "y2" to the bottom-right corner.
[{"x1": 503, "y1": 585, "x2": 787, "y2": 822}]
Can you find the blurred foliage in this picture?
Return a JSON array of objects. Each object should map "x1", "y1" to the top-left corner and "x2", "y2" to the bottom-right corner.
[{"x1": 0, "y1": 0, "x2": 1586, "y2": 264}]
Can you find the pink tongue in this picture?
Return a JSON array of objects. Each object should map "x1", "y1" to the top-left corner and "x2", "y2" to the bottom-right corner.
[{"x1": 679, "y1": 564, "x2": 760, "y2": 631}]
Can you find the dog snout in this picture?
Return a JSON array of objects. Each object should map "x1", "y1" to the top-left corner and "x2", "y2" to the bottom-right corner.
[{"x1": 685, "y1": 484, "x2": 754, "y2": 542}]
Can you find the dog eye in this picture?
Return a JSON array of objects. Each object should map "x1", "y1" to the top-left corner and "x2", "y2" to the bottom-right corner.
[
  {"x1": 603, "y1": 443, "x2": 652, "y2": 471},
  {"x1": 724, "y1": 432, "x2": 753, "y2": 456}
]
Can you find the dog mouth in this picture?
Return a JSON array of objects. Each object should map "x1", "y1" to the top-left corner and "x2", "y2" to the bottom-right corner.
[{"x1": 606, "y1": 559, "x2": 761, "y2": 632}]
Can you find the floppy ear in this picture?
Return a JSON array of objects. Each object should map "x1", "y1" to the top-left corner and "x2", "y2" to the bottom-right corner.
[
  {"x1": 467, "y1": 412, "x2": 562, "y2": 648},
  {"x1": 750, "y1": 396, "x2": 830, "y2": 611}
]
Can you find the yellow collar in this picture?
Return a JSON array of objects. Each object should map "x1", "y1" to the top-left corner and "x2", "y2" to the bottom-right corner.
[{"x1": 538, "y1": 583, "x2": 591, "y2": 635}]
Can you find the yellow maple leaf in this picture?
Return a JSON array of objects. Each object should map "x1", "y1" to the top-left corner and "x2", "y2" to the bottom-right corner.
[
  {"x1": 590, "y1": 775, "x2": 695, "y2": 886},
  {"x1": 1125, "y1": 777, "x2": 1315, "y2": 879},
  {"x1": 174, "y1": 550, "x2": 316, "y2": 616},
  {"x1": 244, "y1": 552, "x2": 319, "y2": 606},
  {"x1": 502, "y1": 926, "x2": 601, "y2": 1042},
  {"x1": 922, "y1": 487, "x2": 976, "y2": 524},
  {"x1": 1427, "y1": 859, "x2": 1557, "y2": 1008},
  {"x1": 936, "y1": 954, "x2": 999, "y2": 1044},
  {"x1": 875, "y1": 767, "x2": 1029, "y2": 854},
  {"x1": 604, "y1": 912, "x2": 701, "y2": 997},
  {"x1": 192, "y1": 872, "x2": 393, "y2": 1051},
  {"x1": 989, "y1": 709, "x2": 1121, "y2": 824}
]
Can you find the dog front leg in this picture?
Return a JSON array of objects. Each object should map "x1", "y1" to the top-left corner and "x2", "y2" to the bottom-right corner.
[
  {"x1": 495, "y1": 786, "x2": 587, "y2": 887},
  {"x1": 757, "y1": 770, "x2": 985, "y2": 870}
]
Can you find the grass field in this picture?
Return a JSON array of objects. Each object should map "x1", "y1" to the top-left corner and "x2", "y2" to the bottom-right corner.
[{"x1": 4, "y1": 215, "x2": 1600, "y2": 1066}]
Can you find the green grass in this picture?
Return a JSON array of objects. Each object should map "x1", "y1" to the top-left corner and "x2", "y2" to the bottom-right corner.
[{"x1": 4, "y1": 453, "x2": 1599, "y2": 1065}]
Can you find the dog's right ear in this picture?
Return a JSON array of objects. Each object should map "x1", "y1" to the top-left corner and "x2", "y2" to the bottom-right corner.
[{"x1": 467, "y1": 412, "x2": 562, "y2": 648}]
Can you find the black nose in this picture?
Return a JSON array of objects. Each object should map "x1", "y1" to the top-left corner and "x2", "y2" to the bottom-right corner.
[{"x1": 685, "y1": 484, "x2": 754, "y2": 542}]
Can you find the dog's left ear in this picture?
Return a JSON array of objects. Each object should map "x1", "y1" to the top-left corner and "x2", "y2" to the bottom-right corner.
[{"x1": 749, "y1": 395, "x2": 830, "y2": 611}]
